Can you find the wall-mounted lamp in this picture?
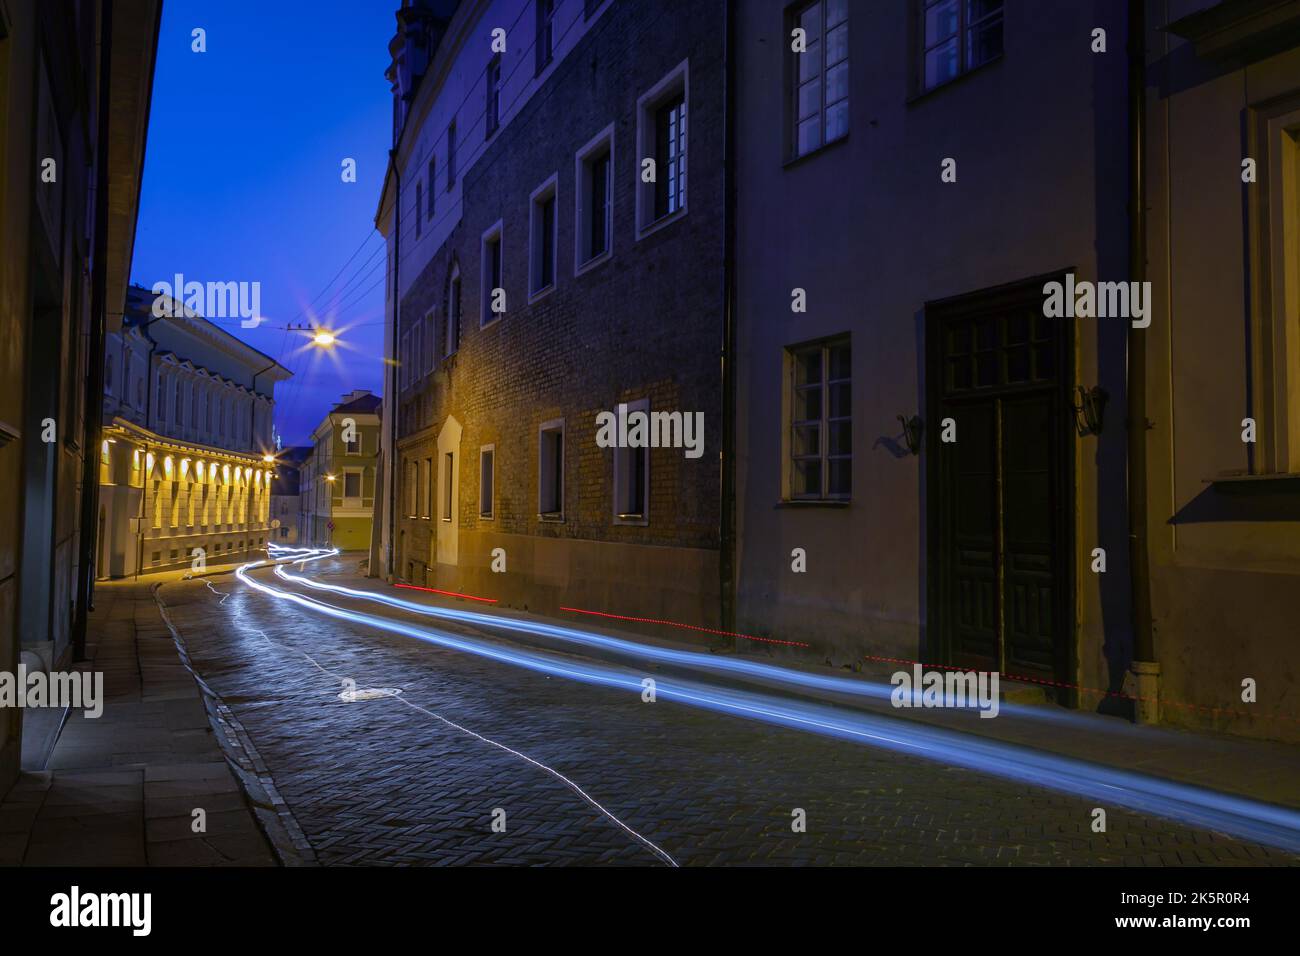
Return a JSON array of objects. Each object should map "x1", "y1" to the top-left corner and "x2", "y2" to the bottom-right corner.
[
  {"x1": 897, "y1": 414, "x2": 924, "y2": 456},
  {"x1": 1072, "y1": 385, "x2": 1109, "y2": 436}
]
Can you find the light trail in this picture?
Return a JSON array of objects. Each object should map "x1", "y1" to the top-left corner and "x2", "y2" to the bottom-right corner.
[
  {"x1": 236, "y1": 557, "x2": 1300, "y2": 853},
  {"x1": 270, "y1": 561, "x2": 1085, "y2": 722}
]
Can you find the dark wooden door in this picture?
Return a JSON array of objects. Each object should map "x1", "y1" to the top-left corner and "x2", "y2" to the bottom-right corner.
[{"x1": 928, "y1": 278, "x2": 1073, "y2": 687}]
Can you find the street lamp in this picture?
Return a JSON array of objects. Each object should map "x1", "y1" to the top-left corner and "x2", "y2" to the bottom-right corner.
[{"x1": 312, "y1": 330, "x2": 337, "y2": 348}]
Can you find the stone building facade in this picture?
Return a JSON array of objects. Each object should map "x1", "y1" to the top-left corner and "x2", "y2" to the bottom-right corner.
[
  {"x1": 0, "y1": 0, "x2": 160, "y2": 785},
  {"x1": 731, "y1": 0, "x2": 1300, "y2": 742},
  {"x1": 97, "y1": 286, "x2": 291, "y2": 577},
  {"x1": 376, "y1": 0, "x2": 726, "y2": 627}
]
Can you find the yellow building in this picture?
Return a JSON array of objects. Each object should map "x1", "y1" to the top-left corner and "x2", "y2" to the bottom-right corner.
[{"x1": 302, "y1": 391, "x2": 381, "y2": 552}]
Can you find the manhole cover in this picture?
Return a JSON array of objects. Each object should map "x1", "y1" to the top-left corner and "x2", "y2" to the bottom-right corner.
[{"x1": 338, "y1": 687, "x2": 403, "y2": 702}]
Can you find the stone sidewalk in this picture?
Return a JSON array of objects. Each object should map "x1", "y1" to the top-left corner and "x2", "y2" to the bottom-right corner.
[{"x1": 0, "y1": 576, "x2": 279, "y2": 866}]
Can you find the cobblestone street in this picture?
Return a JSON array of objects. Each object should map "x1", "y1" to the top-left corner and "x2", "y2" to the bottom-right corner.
[{"x1": 147, "y1": 557, "x2": 1299, "y2": 867}]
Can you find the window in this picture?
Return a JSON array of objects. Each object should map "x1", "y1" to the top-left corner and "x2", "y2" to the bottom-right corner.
[
  {"x1": 1249, "y1": 101, "x2": 1300, "y2": 473},
  {"x1": 157, "y1": 374, "x2": 167, "y2": 421},
  {"x1": 344, "y1": 432, "x2": 360, "y2": 454},
  {"x1": 414, "y1": 316, "x2": 425, "y2": 380},
  {"x1": 614, "y1": 399, "x2": 649, "y2": 522},
  {"x1": 529, "y1": 175, "x2": 558, "y2": 297},
  {"x1": 421, "y1": 309, "x2": 434, "y2": 372},
  {"x1": 191, "y1": 383, "x2": 199, "y2": 427},
  {"x1": 446, "y1": 264, "x2": 462, "y2": 356},
  {"x1": 434, "y1": 455, "x2": 444, "y2": 515},
  {"x1": 343, "y1": 470, "x2": 361, "y2": 500},
  {"x1": 174, "y1": 379, "x2": 183, "y2": 423},
  {"x1": 415, "y1": 181, "x2": 423, "y2": 239},
  {"x1": 654, "y1": 96, "x2": 686, "y2": 220},
  {"x1": 485, "y1": 55, "x2": 502, "y2": 138},
  {"x1": 535, "y1": 0, "x2": 556, "y2": 75},
  {"x1": 481, "y1": 221, "x2": 504, "y2": 326},
  {"x1": 576, "y1": 125, "x2": 614, "y2": 271},
  {"x1": 443, "y1": 452, "x2": 455, "y2": 521},
  {"x1": 427, "y1": 155, "x2": 436, "y2": 221},
  {"x1": 405, "y1": 459, "x2": 418, "y2": 517},
  {"x1": 480, "y1": 445, "x2": 495, "y2": 518},
  {"x1": 790, "y1": 0, "x2": 848, "y2": 159},
  {"x1": 418, "y1": 458, "x2": 430, "y2": 517},
  {"x1": 919, "y1": 0, "x2": 1002, "y2": 93},
  {"x1": 636, "y1": 62, "x2": 688, "y2": 235},
  {"x1": 538, "y1": 419, "x2": 564, "y2": 518},
  {"x1": 446, "y1": 120, "x2": 457, "y2": 191},
  {"x1": 789, "y1": 338, "x2": 851, "y2": 500}
]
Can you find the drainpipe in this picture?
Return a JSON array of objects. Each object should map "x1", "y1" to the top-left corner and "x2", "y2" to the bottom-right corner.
[
  {"x1": 249, "y1": 360, "x2": 277, "y2": 453},
  {"x1": 71, "y1": 0, "x2": 114, "y2": 662},
  {"x1": 718, "y1": 0, "x2": 737, "y2": 641},
  {"x1": 386, "y1": 154, "x2": 401, "y2": 580},
  {"x1": 1127, "y1": 0, "x2": 1158, "y2": 722}
]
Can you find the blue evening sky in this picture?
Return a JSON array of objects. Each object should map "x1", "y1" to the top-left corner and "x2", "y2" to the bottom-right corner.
[{"x1": 131, "y1": 0, "x2": 394, "y2": 446}]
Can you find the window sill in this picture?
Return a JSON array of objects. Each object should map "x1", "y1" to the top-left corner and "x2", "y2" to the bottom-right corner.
[
  {"x1": 528, "y1": 283, "x2": 556, "y2": 306},
  {"x1": 1206, "y1": 473, "x2": 1300, "y2": 494},
  {"x1": 783, "y1": 132, "x2": 849, "y2": 170},
  {"x1": 774, "y1": 498, "x2": 850, "y2": 509},
  {"x1": 575, "y1": 250, "x2": 612, "y2": 278},
  {"x1": 636, "y1": 207, "x2": 687, "y2": 243},
  {"x1": 614, "y1": 514, "x2": 649, "y2": 526},
  {"x1": 906, "y1": 55, "x2": 1003, "y2": 107},
  {"x1": 538, "y1": 512, "x2": 564, "y2": 523},
  {"x1": 480, "y1": 314, "x2": 504, "y2": 330}
]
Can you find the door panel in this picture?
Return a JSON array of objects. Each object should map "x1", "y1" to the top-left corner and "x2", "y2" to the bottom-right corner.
[{"x1": 928, "y1": 278, "x2": 1072, "y2": 688}]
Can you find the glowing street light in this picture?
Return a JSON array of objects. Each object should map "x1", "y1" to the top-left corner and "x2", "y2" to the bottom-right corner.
[{"x1": 312, "y1": 330, "x2": 337, "y2": 348}]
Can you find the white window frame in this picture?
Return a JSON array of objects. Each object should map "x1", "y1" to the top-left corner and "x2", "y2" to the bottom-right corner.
[
  {"x1": 529, "y1": 173, "x2": 559, "y2": 301},
  {"x1": 538, "y1": 417, "x2": 565, "y2": 520},
  {"x1": 424, "y1": 307, "x2": 436, "y2": 372},
  {"x1": 442, "y1": 450, "x2": 455, "y2": 522},
  {"x1": 446, "y1": 263, "x2": 462, "y2": 357},
  {"x1": 574, "y1": 123, "x2": 615, "y2": 276},
  {"x1": 481, "y1": 219, "x2": 505, "y2": 328},
  {"x1": 418, "y1": 457, "x2": 430, "y2": 518},
  {"x1": 789, "y1": 0, "x2": 849, "y2": 160},
  {"x1": 635, "y1": 59, "x2": 689, "y2": 241},
  {"x1": 1252, "y1": 101, "x2": 1300, "y2": 474},
  {"x1": 785, "y1": 337, "x2": 852, "y2": 501},
  {"x1": 613, "y1": 397, "x2": 650, "y2": 525},
  {"x1": 479, "y1": 444, "x2": 495, "y2": 519}
]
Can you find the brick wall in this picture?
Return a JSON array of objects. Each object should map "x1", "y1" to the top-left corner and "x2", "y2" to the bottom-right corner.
[{"x1": 395, "y1": 0, "x2": 726, "y2": 615}]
